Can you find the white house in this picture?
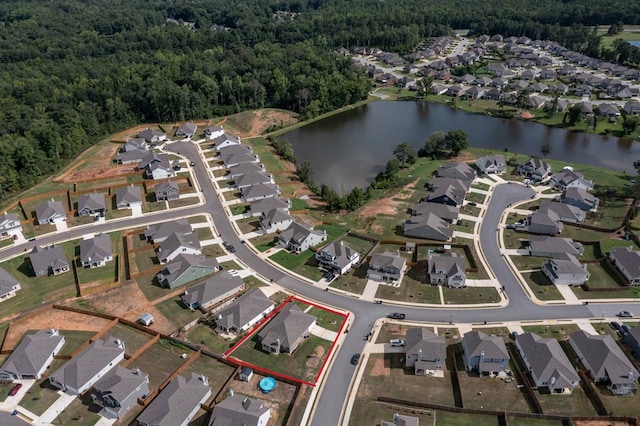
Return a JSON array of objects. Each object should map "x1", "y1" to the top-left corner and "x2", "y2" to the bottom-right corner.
[
  {"x1": 0, "y1": 329, "x2": 65, "y2": 380},
  {"x1": 315, "y1": 240, "x2": 360, "y2": 275},
  {"x1": 476, "y1": 155, "x2": 506, "y2": 174},
  {"x1": 0, "y1": 212, "x2": 22, "y2": 237}
]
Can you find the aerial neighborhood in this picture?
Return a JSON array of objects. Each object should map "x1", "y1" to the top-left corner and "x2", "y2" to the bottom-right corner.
[{"x1": 1, "y1": 31, "x2": 640, "y2": 426}]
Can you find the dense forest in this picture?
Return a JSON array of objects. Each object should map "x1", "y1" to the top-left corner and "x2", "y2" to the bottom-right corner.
[{"x1": 2, "y1": 0, "x2": 640, "y2": 196}]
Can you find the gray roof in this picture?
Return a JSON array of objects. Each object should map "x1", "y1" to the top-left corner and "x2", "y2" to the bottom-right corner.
[
  {"x1": 520, "y1": 158, "x2": 551, "y2": 176},
  {"x1": 403, "y1": 213, "x2": 453, "y2": 240},
  {"x1": 138, "y1": 128, "x2": 165, "y2": 142},
  {"x1": 176, "y1": 122, "x2": 197, "y2": 136},
  {"x1": 569, "y1": 330, "x2": 638, "y2": 384},
  {"x1": 369, "y1": 252, "x2": 406, "y2": 271},
  {"x1": 204, "y1": 125, "x2": 224, "y2": 135},
  {"x1": 411, "y1": 201, "x2": 459, "y2": 220},
  {"x1": 463, "y1": 330, "x2": 509, "y2": 360},
  {"x1": 116, "y1": 150, "x2": 149, "y2": 164},
  {"x1": 260, "y1": 208, "x2": 293, "y2": 229},
  {"x1": 1, "y1": 330, "x2": 64, "y2": 377},
  {"x1": 78, "y1": 193, "x2": 106, "y2": 213},
  {"x1": 223, "y1": 153, "x2": 258, "y2": 167},
  {"x1": 80, "y1": 234, "x2": 113, "y2": 265},
  {"x1": 138, "y1": 152, "x2": 168, "y2": 169},
  {"x1": 209, "y1": 394, "x2": 270, "y2": 426},
  {"x1": 158, "y1": 254, "x2": 219, "y2": 287},
  {"x1": 539, "y1": 201, "x2": 584, "y2": 222},
  {"x1": 92, "y1": 366, "x2": 149, "y2": 407},
  {"x1": 436, "y1": 162, "x2": 476, "y2": 181},
  {"x1": 0, "y1": 212, "x2": 20, "y2": 229},
  {"x1": 429, "y1": 176, "x2": 471, "y2": 192},
  {"x1": 35, "y1": 200, "x2": 66, "y2": 222},
  {"x1": 405, "y1": 327, "x2": 446, "y2": 362},
  {"x1": 154, "y1": 181, "x2": 180, "y2": 195},
  {"x1": 145, "y1": 219, "x2": 192, "y2": 242},
  {"x1": 318, "y1": 241, "x2": 358, "y2": 270},
  {"x1": 278, "y1": 222, "x2": 325, "y2": 246},
  {"x1": 157, "y1": 232, "x2": 201, "y2": 261},
  {"x1": 609, "y1": 247, "x2": 640, "y2": 278},
  {"x1": 228, "y1": 162, "x2": 265, "y2": 178},
  {"x1": 29, "y1": 245, "x2": 69, "y2": 273},
  {"x1": 552, "y1": 169, "x2": 590, "y2": 187},
  {"x1": 528, "y1": 236, "x2": 583, "y2": 257},
  {"x1": 124, "y1": 138, "x2": 147, "y2": 151},
  {"x1": 249, "y1": 198, "x2": 290, "y2": 214},
  {"x1": 147, "y1": 159, "x2": 173, "y2": 175},
  {"x1": 216, "y1": 289, "x2": 274, "y2": 331},
  {"x1": 212, "y1": 133, "x2": 241, "y2": 149},
  {"x1": 543, "y1": 253, "x2": 586, "y2": 276},
  {"x1": 137, "y1": 373, "x2": 211, "y2": 426},
  {"x1": 380, "y1": 414, "x2": 419, "y2": 426},
  {"x1": 428, "y1": 253, "x2": 465, "y2": 277},
  {"x1": 50, "y1": 337, "x2": 125, "y2": 391},
  {"x1": 563, "y1": 187, "x2": 598, "y2": 206},
  {"x1": 219, "y1": 145, "x2": 252, "y2": 158},
  {"x1": 182, "y1": 271, "x2": 244, "y2": 307},
  {"x1": 0, "y1": 266, "x2": 20, "y2": 297},
  {"x1": 426, "y1": 183, "x2": 466, "y2": 205},
  {"x1": 115, "y1": 186, "x2": 142, "y2": 206},
  {"x1": 258, "y1": 304, "x2": 316, "y2": 351},
  {"x1": 516, "y1": 332, "x2": 579, "y2": 388},
  {"x1": 241, "y1": 184, "x2": 279, "y2": 199},
  {"x1": 477, "y1": 155, "x2": 505, "y2": 169},
  {"x1": 235, "y1": 172, "x2": 271, "y2": 188}
]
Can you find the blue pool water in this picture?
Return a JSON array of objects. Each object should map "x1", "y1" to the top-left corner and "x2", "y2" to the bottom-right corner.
[{"x1": 259, "y1": 377, "x2": 277, "y2": 393}]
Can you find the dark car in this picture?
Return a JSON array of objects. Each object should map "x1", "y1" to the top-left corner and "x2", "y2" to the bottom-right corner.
[
  {"x1": 388, "y1": 313, "x2": 406, "y2": 320},
  {"x1": 173, "y1": 165, "x2": 181, "y2": 171},
  {"x1": 223, "y1": 241, "x2": 236, "y2": 253},
  {"x1": 325, "y1": 273, "x2": 336, "y2": 282},
  {"x1": 351, "y1": 354, "x2": 361, "y2": 365},
  {"x1": 190, "y1": 161, "x2": 196, "y2": 166},
  {"x1": 610, "y1": 321, "x2": 622, "y2": 331},
  {"x1": 9, "y1": 383, "x2": 22, "y2": 396},
  {"x1": 467, "y1": 202, "x2": 477, "y2": 206},
  {"x1": 617, "y1": 311, "x2": 634, "y2": 318},
  {"x1": 622, "y1": 324, "x2": 631, "y2": 334}
]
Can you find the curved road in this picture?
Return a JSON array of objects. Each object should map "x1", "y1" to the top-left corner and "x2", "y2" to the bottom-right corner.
[{"x1": 2, "y1": 141, "x2": 637, "y2": 426}]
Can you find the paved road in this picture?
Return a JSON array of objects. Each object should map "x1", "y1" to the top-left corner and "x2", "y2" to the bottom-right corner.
[{"x1": 3, "y1": 142, "x2": 639, "y2": 426}]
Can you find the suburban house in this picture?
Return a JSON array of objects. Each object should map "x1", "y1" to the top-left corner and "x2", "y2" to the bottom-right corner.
[
  {"x1": 115, "y1": 186, "x2": 142, "y2": 210},
  {"x1": 219, "y1": 144, "x2": 253, "y2": 159},
  {"x1": 49, "y1": 337, "x2": 126, "y2": 395},
  {"x1": 461, "y1": 330, "x2": 510, "y2": 375},
  {"x1": 551, "y1": 169, "x2": 593, "y2": 190},
  {"x1": 145, "y1": 159, "x2": 175, "y2": 180},
  {"x1": 156, "y1": 232, "x2": 202, "y2": 264},
  {"x1": 569, "y1": 330, "x2": 638, "y2": 396},
  {"x1": 181, "y1": 271, "x2": 244, "y2": 311},
  {"x1": 476, "y1": 155, "x2": 506, "y2": 174},
  {"x1": 204, "y1": 125, "x2": 225, "y2": 141},
  {"x1": 528, "y1": 236, "x2": 584, "y2": 258},
  {"x1": 427, "y1": 253, "x2": 466, "y2": 288},
  {"x1": 278, "y1": 222, "x2": 326, "y2": 253},
  {"x1": 425, "y1": 183, "x2": 466, "y2": 207},
  {"x1": 211, "y1": 133, "x2": 242, "y2": 149},
  {"x1": 241, "y1": 183, "x2": 280, "y2": 203},
  {"x1": 116, "y1": 149, "x2": 149, "y2": 165},
  {"x1": 517, "y1": 158, "x2": 552, "y2": 181},
  {"x1": 138, "y1": 152, "x2": 167, "y2": 171},
  {"x1": 410, "y1": 202, "x2": 459, "y2": 222},
  {"x1": 154, "y1": 181, "x2": 180, "y2": 201},
  {"x1": 367, "y1": 251, "x2": 407, "y2": 283},
  {"x1": 0, "y1": 212, "x2": 22, "y2": 237},
  {"x1": 234, "y1": 172, "x2": 274, "y2": 189},
  {"x1": 145, "y1": 219, "x2": 193, "y2": 243},
  {"x1": 137, "y1": 373, "x2": 211, "y2": 426},
  {"x1": 381, "y1": 413, "x2": 419, "y2": 426},
  {"x1": 77, "y1": 193, "x2": 107, "y2": 217},
  {"x1": 176, "y1": 122, "x2": 198, "y2": 139},
  {"x1": 315, "y1": 240, "x2": 360, "y2": 275},
  {"x1": 405, "y1": 328, "x2": 446, "y2": 376},
  {"x1": 157, "y1": 254, "x2": 219, "y2": 289},
  {"x1": 541, "y1": 253, "x2": 590, "y2": 286},
  {"x1": 30, "y1": 245, "x2": 70, "y2": 276},
  {"x1": 624, "y1": 327, "x2": 640, "y2": 359},
  {"x1": 257, "y1": 303, "x2": 316, "y2": 354},
  {"x1": 436, "y1": 162, "x2": 476, "y2": 182},
  {"x1": 515, "y1": 332, "x2": 580, "y2": 394},
  {"x1": 80, "y1": 234, "x2": 113, "y2": 268},
  {"x1": 228, "y1": 162, "x2": 266, "y2": 180},
  {"x1": 35, "y1": 199, "x2": 66, "y2": 225},
  {"x1": 403, "y1": 213, "x2": 453, "y2": 241},
  {"x1": 259, "y1": 208, "x2": 293, "y2": 234},
  {"x1": 123, "y1": 137, "x2": 147, "y2": 152},
  {"x1": 249, "y1": 197, "x2": 291, "y2": 216},
  {"x1": 137, "y1": 128, "x2": 167, "y2": 144},
  {"x1": 0, "y1": 266, "x2": 21, "y2": 302},
  {"x1": 527, "y1": 209, "x2": 563, "y2": 235},
  {"x1": 608, "y1": 246, "x2": 640, "y2": 286},
  {"x1": 215, "y1": 289, "x2": 275, "y2": 334},
  {"x1": 91, "y1": 366, "x2": 149, "y2": 419},
  {"x1": 561, "y1": 187, "x2": 599, "y2": 211},
  {"x1": 209, "y1": 394, "x2": 271, "y2": 426},
  {"x1": 0, "y1": 329, "x2": 65, "y2": 380}
]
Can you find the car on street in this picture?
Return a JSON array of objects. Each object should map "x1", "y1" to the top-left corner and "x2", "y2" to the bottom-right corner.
[
  {"x1": 350, "y1": 354, "x2": 361, "y2": 365},
  {"x1": 617, "y1": 311, "x2": 634, "y2": 318},
  {"x1": 223, "y1": 241, "x2": 236, "y2": 253},
  {"x1": 190, "y1": 161, "x2": 196, "y2": 166},
  {"x1": 610, "y1": 321, "x2": 622, "y2": 331},
  {"x1": 387, "y1": 313, "x2": 406, "y2": 320},
  {"x1": 9, "y1": 383, "x2": 22, "y2": 396}
]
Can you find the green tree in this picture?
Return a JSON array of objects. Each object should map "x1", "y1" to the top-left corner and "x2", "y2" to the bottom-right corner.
[
  {"x1": 541, "y1": 142, "x2": 552, "y2": 158},
  {"x1": 393, "y1": 142, "x2": 417, "y2": 168},
  {"x1": 445, "y1": 130, "x2": 469, "y2": 156},
  {"x1": 623, "y1": 116, "x2": 639, "y2": 135},
  {"x1": 422, "y1": 130, "x2": 447, "y2": 157},
  {"x1": 296, "y1": 161, "x2": 314, "y2": 188}
]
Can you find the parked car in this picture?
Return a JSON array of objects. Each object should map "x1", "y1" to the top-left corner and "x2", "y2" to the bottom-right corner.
[
  {"x1": 325, "y1": 273, "x2": 336, "y2": 282},
  {"x1": 622, "y1": 324, "x2": 631, "y2": 334},
  {"x1": 190, "y1": 161, "x2": 196, "y2": 166},
  {"x1": 610, "y1": 321, "x2": 622, "y2": 331},
  {"x1": 351, "y1": 353, "x2": 361, "y2": 365},
  {"x1": 467, "y1": 202, "x2": 477, "y2": 207},
  {"x1": 9, "y1": 383, "x2": 22, "y2": 396},
  {"x1": 617, "y1": 311, "x2": 634, "y2": 318},
  {"x1": 388, "y1": 313, "x2": 406, "y2": 320},
  {"x1": 173, "y1": 165, "x2": 181, "y2": 171},
  {"x1": 389, "y1": 339, "x2": 406, "y2": 347},
  {"x1": 223, "y1": 241, "x2": 236, "y2": 253}
]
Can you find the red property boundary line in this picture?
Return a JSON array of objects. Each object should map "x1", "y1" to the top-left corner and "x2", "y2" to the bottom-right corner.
[{"x1": 222, "y1": 295, "x2": 349, "y2": 387}]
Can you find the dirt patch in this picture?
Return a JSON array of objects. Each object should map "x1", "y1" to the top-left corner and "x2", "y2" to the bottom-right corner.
[
  {"x1": 306, "y1": 356, "x2": 320, "y2": 368},
  {"x1": 359, "y1": 179, "x2": 417, "y2": 218},
  {"x1": 225, "y1": 109, "x2": 299, "y2": 138},
  {"x1": 370, "y1": 358, "x2": 391, "y2": 377},
  {"x1": 4, "y1": 309, "x2": 112, "y2": 350},
  {"x1": 575, "y1": 422, "x2": 617, "y2": 426},
  {"x1": 386, "y1": 326, "x2": 407, "y2": 337},
  {"x1": 520, "y1": 110, "x2": 534, "y2": 119}
]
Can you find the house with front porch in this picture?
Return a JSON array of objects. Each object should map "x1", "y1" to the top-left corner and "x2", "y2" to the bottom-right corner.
[
  {"x1": 476, "y1": 155, "x2": 506, "y2": 174},
  {"x1": 154, "y1": 181, "x2": 180, "y2": 201},
  {"x1": 241, "y1": 184, "x2": 280, "y2": 202},
  {"x1": 115, "y1": 185, "x2": 142, "y2": 210},
  {"x1": 181, "y1": 271, "x2": 244, "y2": 311},
  {"x1": 561, "y1": 187, "x2": 599, "y2": 211},
  {"x1": 259, "y1": 208, "x2": 293, "y2": 234},
  {"x1": 315, "y1": 240, "x2": 360, "y2": 275},
  {"x1": 176, "y1": 122, "x2": 197, "y2": 139},
  {"x1": 156, "y1": 232, "x2": 202, "y2": 264},
  {"x1": 157, "y1": 254, "x2": 219, "y2": 289},
  {"x1": 427, "y1": 253, "x2": 466, "y2": 287},
  {"x1": 30, "y1": 245, "x2": 70, "y2": 276},
  {"x1": 0, "y1": 329, "x2": 65, "y2": 380},
  {"x1": 367, "y1": 252, "x2": 406, "y2": 283},
  {"x1": 403, "y1": 213, "x2": 453, "y2": 241},
  {"x1": 80, "y1": 234, "x2": 113, "y2": 268},
  {"x1": 77, "y1": 193, "x2": 107, "y2": 217},
  {"x1": 541, "y1": 253, "x2": 590, "y2": 286},
  {"x1": 551, "y1": 169, "x2": 593, "y2": 191},
  {"x1": 92, "y1": 366, "x2": 149, "y2": 419},
  {"x1": 137, "y1": 128, "x2": 167, "y2": 144},
  {"x1": 0, "y1": 212, "x2": 22, "y2": 237},
  {"x1": 204, "y1": 125, "x2": 225, "y2": 141},
  {"x1": 144, "y1": 219, "x2": 192, "y2": 243},
  {"x1": 517, "y1": 158, "x2": 552, "y2": 182},
  {"x1": 35, "y1": 200, "x2": 66, "y2": 225},
  {"x1": 277, "y1": 222, "x2": 326, "y2": 253}
]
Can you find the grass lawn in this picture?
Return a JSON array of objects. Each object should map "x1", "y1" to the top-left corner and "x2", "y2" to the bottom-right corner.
[
  {"x1": 219, "y1": 260, "x2": 242, "y2": 271},
  {"x1": 57, "y1": 330, "x2": 96, "y2": 356},
  {"x1": 521, "y1": 324, "x2": 581, "y2": 341},
  {"x1": 460, "y1": 204, "x2": 481, "y2": 216},
  {"x1": 236, "y1": 217, "x2": 259, "y2": 234},
  {"x1": 457, "y1": 369, "x2": 529, "y2": 412},
  {"x1": 433, "y1": 410, "x2": 500, "y2": 425},
  {"x1": 585, "y1": 262, "x2": 625, "y2": 289},
  {"x1": 133, "y1": 248, "x2": 159, "y2": 274},
  {"x1": 509, "y1": 255, "x2": 544, "y2": 271},
  {"x1": 559, "y1": 226, "x2": 612, "y2": 243},
  {"x1": 229, "y1": 204, "x2": 249, "y2": 215},
  {"x1": 76, "y1": 259, "x2": 118, "y2": 287},
  {"x1": 251, "y1": 234, "x2": 279, "y2": 252},
  {"x1": 599, "y1": 238, "x2": 640, "y2": 255},
  {"x1": 269, "y1": 250, "x2": 324, "y2": 281},
  {"x1": 106, "y1": 322, "x2": 154, "y2": 355},
  {"x1": 19, "y1": 369, "x2": 65, "y2": 416},
  {"x1": 316, "y1": 223, "x2": 348, "y2": 243},
  {"x1": 187, "y1": 324, "x2": 239, "y2": 354},
  {"x1": 472, "y1": 182, "x2": 490, "y2": 191},
  {"x1": 127, "y1": 339, "x2": 193, "y2": 389},
  {"x1": 596, "y1": 381, "x2": 640, "y2": 417},
  {"x1": 58, "y1": 393, "x2": 101, "y2": 426},
  {"x1": 329, "y1": 266, "x2": 368, "y2": 295},
  {"x1": 183, "y1": 354, "x2": 236, "y2": 399},
  {"x1": 0, "y1": 255, "x2": 77, "y2": 320},
  {"x1": 465, "y1": 192, "x2": 486, "y2": 204},
  {"x1": 202, "y1": 244, "x2": 226, "y2": 258},
  {"x1": 454, "y1": 218, "x2": 476, "y2": 234},
  {"x1": 195, "y1": 227, "x2": 214, "y2": 241},
  {"x1": 230, "y1": 334, "x2": 331, "y2": 383},
  {"x1": 155, "y1": 297, "x2": 202, "y2": 331},
  {"x1": 536, "y1": 386, "x2": 597, "y2": 416},
  {"x1": 306, "y1": 306, "x2": 346, "y2": 333},
  {"x1": 521, "y1": 271, "x2": 565, "y2": 301},
  {"x1": 377, "y1": 263, "x2": 441, "y2": 304},
  {"x1": 188, "y1": 215, "x2": 209, "y2": 224},
  {"x1": 583, "y1": 198, "x2": 631, "y2": 229},
  {"x1": 135, "y1": 275, "x2": 167, "y2": 302},
  {"x1": 442, "y1": 287, "x2": 500, "y2": 304},
  {"x1": 571, "y1": 285, "x2": 640, "y2": 299},
  {"x1": 338, "y1": 235, "x2": 377, "y2": 257}
]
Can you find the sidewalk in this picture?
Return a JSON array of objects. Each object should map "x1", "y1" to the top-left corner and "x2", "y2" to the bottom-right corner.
[
  {"x1": 36, "y1": 392, "x2": 76, "y2": 425},
  {"x1": 555, "y1": 285, "x2": 580, "y2": 304}
]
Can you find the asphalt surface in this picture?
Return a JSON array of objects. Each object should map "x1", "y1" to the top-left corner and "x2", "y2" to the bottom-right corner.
[{"x1": 3, "y1": 141, "x2": 638, "y2": 426}]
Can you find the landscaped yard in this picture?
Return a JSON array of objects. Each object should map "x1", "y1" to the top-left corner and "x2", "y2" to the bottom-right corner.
[
  {"x1": 328, "y1": 264, "x2": 368, "y2": 295},
  {"x1": 377, "y1": 263, "x2": 441, "y2": 304},
  {"x1": 127, "y1": 339, "x2": 193, "y2": 389},
  {"x1": 306, "y1": 306, "x2": 346, "y2": 333},
  {"x1": 269, "y1": 250, "x2": 324, "y2": 281},
  {"x1": 585, "y1": 262, "x2": 626, "y2": 289},
  {"x1": 251, "y1": 234, "x2": 279, "y2": 252},
  {"x1": 19, "y1": 363, "x2": 66, "y2": 416},
  {"x1": 583, "y1": 197, "x2": 631, "y2": 229},
  {"x1": 509, "y1": 255, "x2": 544, "y2": 271}
]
